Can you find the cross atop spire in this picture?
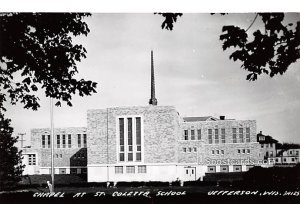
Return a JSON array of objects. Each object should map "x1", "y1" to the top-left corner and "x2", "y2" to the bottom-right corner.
[{"x1": 149, "y1": 50, "x2": 158, "y2": 106}]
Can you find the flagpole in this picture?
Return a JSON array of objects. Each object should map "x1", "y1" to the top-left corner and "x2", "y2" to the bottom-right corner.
[{"x1": 50, "y1": 97, "x2": 55, "y2": 192}]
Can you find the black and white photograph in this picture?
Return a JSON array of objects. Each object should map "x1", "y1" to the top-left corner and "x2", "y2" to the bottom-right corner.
[{"x1": 1, "y1": 1, "x2": 300, "y2": 204}]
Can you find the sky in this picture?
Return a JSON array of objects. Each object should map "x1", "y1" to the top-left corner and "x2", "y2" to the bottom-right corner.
[{"x1": 4, "y1": 13, "x2": 300, "y2": 147}]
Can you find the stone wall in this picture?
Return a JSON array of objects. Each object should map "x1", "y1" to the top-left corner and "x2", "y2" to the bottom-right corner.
[{"x1": 87, "y1": 106, "x2": 179, "y2": 165}]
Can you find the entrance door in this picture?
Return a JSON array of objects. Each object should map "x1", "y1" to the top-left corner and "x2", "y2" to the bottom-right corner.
[{"x1": 183, "y1": 167, "x2": 196, "y2": 181}]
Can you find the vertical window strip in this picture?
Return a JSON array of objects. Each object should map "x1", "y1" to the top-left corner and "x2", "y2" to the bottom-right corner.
[
  {"x1": 197, "y1": 129, "x2": 201, "y2": 140},
  {"x1": 136, "y1": 117, "x2": 141, "y2": 161},
  {"x1": 42, "y1": 135, "x2": 45, "y2": 148},
  {"x1": 221, "y1": 128, "x2": 225, "y2": 143},
  {"x1": 184, "y1": 130, "x2": 188, "y2": 140},
  {"x1": 62, "y1": 134, "x2": 66, "y2": 148},
  {"x1": 78, "y1": 134, "x2": 81, "y2": 148},
  {"x1": 246, "y1": 128, "x2": 250, "y2": 142},
  {"x1": 239, "y1": 128, "x2": 244, "y2": 143},
  {"x1": 232, "y1": 128, "x2": 237, "y2": 143},
  {"x1": 119, "y1": 118, "x2": 125, "y2": 161},
  {"x1": 57, "y1": 135, "x2": 60, "y2": 148},
  {"x1": 47, "y1": 135, "x2": 50, "y2": 148},
  {"x1": 191, "y1": 130, "x2": 195, "y2": 140},
  {"x1": 68, "y1": 134, "x2": 71, "y2": 148},
  {"x1": 215, "y1": 129, "x2": 219, "y2": 144},
  {"x1": 208, "y1": 129, "x2": 213, "y2": 144},
  {"x1": 83, "y1": 134, "x2": 87, "y2": 148},
  {"x1": 127, "y1": 118, "x2": 133, "y2": 161}
]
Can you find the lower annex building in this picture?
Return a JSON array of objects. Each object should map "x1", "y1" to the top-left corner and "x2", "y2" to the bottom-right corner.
[{"x1": 21, "y1": 51, "x2": 261, "y2": 182}]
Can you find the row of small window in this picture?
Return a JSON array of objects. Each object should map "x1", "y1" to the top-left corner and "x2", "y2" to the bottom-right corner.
[
  {"x1": 261, "y1": 144, "x2": 274, "y2": 148},
  {"x1": 184, "y1": 128, "x2": 251, "y2": 144},
  {"x1": 211, "y1": 150, "x2": 225, "y2": 155},
  {"x1": 237, "y1": 149, "x2": 251, "y2": 154},
  {"x1": 41, "y1": 134, "x2": 87, "y2": 148},
  {"x1": 183, "y1": 147, "x2": 197, "y2": 153},
  {"x1": 115, "y1": 165, "x2": 146, "y2": 174},
  {"x1": 207, "y1": 165, "x2": 254, "y2": 173}
]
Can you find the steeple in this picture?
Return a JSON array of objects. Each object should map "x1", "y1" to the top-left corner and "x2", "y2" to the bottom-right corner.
[{"x1": 149, "y1": 50, "x2": 158, "y2": 106}]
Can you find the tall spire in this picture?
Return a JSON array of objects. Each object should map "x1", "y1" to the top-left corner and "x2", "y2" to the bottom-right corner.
[{"x1": 149, "y1": 50, "x2": 158, "y2": 106}]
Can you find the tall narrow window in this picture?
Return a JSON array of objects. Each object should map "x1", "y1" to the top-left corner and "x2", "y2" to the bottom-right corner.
[
  {"x1": 246, "y1": 128, "x2": 250, "y2": 143},
  {"x1": 47, "y1": 135, "x2": 50, "y2": 148},
  {"x1": 68, "y1": 134, "x2": 71, "y2": 148},
  {"x1": 184, "y1": 130, "x2": 188, "y2": 140},
  {"x1": 215, "y1": 129, "x2": 219, "y2": 144},
  {"x1": 221, "y1": 128, "x2": 225, "y2": 143},
  {"x1": 197, "y1": 129, "x2": 201, "y2": 140},
  {"x1": 83, "y1": 134, "x2": 87, "y2": 148},
  {"x1": 191, "y1": 130, "x2": 195, "y2": 140},
  {"x1": 239, "y1": 128, "x2": 244, "y2": 143},
  {"x1": 127, "y1": 118, "x2": 133, "y2": 161},
  {"x1": 62, "y1": 135, "x2": 66, "y2": 148},
  {"x1": 77, "y1": 134, "x2": 81, "y2": 148},
  {"x1": 136, "y1": 117, "x2": 141, "y2": 161},
  {"x1": 232, "y1": 128, "x2": 237, "y2": 143},
  {"x1": 57, "y1": 135, "x2": 60, "y2": 148},
  {"x1": 42, "y1": 135, "x2": 45, "y2": 148},
  {"x1": 208, "y1": 129, "x2": 213, "y2": 144},
  {"x1": 119, "y1": 118, "x2": 125, "y2": 161}
]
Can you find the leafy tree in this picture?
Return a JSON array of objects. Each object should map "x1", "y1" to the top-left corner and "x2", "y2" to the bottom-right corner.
[
  {"x1": 0, "y1": 13, "x2": 97, "y2": 188},
  {"x1": 0, "y1": 113, "x2": 24, "y2": 190},
  {"x1": 157, "y1": 13, "x2": 300, "y2": 81}
]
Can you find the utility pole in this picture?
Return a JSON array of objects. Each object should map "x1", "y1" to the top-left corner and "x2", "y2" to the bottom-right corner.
[
  {"x1": 50, "y1": 98, "x2": 55, "y2": 192},
  {"x1": 18, "y1": 133, "x2": 26, "y2": 148}
]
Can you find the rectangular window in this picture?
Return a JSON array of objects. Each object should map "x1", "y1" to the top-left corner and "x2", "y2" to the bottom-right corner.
[
  {"x1": 68, "y1": 134, "x2": 71, "y2": 148},
  {"x1": 115, "y1": 166, "x2": 123, "y2": 174},
  {"x1": 127, "y1": 118, "x2": 133, "y2": 161},
  {"x1": 221, "y1": 128, "x2": 225, "y2": 143},
  {"x1": 194, "y1": 147, "x2": 197, "y2": 152},
  {"x1": 70, "y1": 168, "x2": 77, "y2": 174},
  {"x1": 239, "y1": 128, "x2": 244, "y2": 143},
  {"x1": 221, "y1": 150, "x2": 224, "y2": 154},
  {"x1": 138, "y1": 165, "x2": 146, "y2": 173},
  {"x1": 83, "y1": 134, "x2": 87, "y2": 148},
  {"x1": 119, "y1": 118, "x2": 125, "y2": 161},
  {"x1": 246, "y1": 128, "x2": 250, "y2": 142},
  {"x1": 197, "y1": 129, "x2": 201, "y2": 140},
  {"x1": 42, "y1": 135, "x2": 45, "y2": 148},
  {"x1": 191, "y1": 130, "x2": 195, "y2": 140},
  {"x1": 216, "y1": 150, "x2": 219, "y2": 155},
  {"x1": 212, "y1": 150, "x2": 214, "y2": 155},
  {"x1": 270, "y1": 143, "x2": 273, "y2": 148},
  {"x1": 126, "y1": 166, "x2": 135, "y2": 174},
  {"x1": 77, "y1": 134, "x2": 81, "y2": 148},
  {"x1": 247, "y1": 149, "x2": 250, "y2": 154},
  {"x1": 189, "y1": 147, "x2": 192, "y2": 152},
  {"x1": 238, "y1": 149, "x2": 240, "y2": 154},
  {"x1": 208, "y1": 129, "x2": 213, "y2": 144},
  {"x1": 184, "y1": 130, "x2": 188, "y2": 140},
  {"x1": 136, "y1": 117, "x2": 141, "y2": 161},
  {"x1": 47, "y1": 135, "x2": 50, "y2": 148},
  {"x1": 62, "y1": 135, "x2": 66, "y2": 148},
  {"x1": 232, "y1": 128, "x2": 237, "y2": 143},
  {"x1": 56, "y1": 135, "x2": 60, "y2": 148},
  {"x1": 28, "y1": 154, "x2": 36, "y2": 165},
  {"x1": 261, "y1": 144, "x2": 264, "y2": 148},
  {"x1": 215, "y1": 129, "x2": 219, "y2": 144},
  {"x1": 183, "y1": 147, "x2": 186, "y2": 152}
]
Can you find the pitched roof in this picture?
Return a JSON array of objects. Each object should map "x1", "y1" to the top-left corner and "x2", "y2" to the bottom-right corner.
[{"x1": 183, "y1": 116, "x2": 218, "y2": 122}]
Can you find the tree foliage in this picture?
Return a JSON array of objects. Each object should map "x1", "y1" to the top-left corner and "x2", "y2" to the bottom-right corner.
[
  {"x1": 0, "y1": 113, "x2": 24, "y2": 190},
  {"x1": 0, "y1": 13, "x2": 97, "y2": 111},
  {"x1": 157, "y1": 13, "x2": 300, "y2": 81},
  {"x1": 0, "y1": 13, "x2": 97, "y2": 189}
]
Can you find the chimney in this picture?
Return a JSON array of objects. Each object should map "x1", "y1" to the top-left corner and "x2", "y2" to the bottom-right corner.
[{"x1": 220, "y1": 116, "x2": 225, "y2": 120}]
